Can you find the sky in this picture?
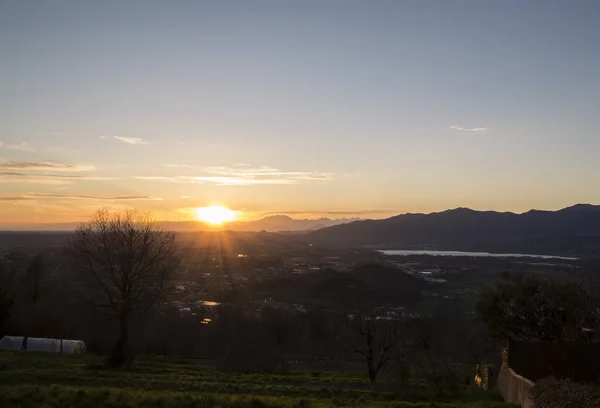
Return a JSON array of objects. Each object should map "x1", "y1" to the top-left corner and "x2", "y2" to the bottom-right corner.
[{"x1": 1, "y1": 1, "x2": 599, "y2": 224}]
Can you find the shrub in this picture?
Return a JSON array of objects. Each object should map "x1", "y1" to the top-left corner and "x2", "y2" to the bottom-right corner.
[{"x1": 531, "y1": 378, "x2": 600, "y2": 408}]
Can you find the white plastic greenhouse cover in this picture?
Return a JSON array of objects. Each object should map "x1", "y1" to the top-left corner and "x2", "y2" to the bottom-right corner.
[{"x1": 0, "y1": 336, "x2": 86, "y2": 354}]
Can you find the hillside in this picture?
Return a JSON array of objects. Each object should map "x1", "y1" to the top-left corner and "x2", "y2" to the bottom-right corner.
[
  {"x1": 256, "y1": 264, "x2": 426, "y2": 307},
  {"x1": 308, "y1": 204, "x2": 600, "y2": 256},
  {"x1": 0, "y1": 351, "x2": 514, "y2": 408},
  {"x1": 0, "y1": 230, "x2": 309, "y2": 252}
]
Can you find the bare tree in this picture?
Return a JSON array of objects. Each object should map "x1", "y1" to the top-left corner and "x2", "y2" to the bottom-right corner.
[
  {"x1": 572, "y1": 259, "x2": 600, "y2": 338},
  {"x1": 347, "y1": 312, "x2": 396, "y2": 384},
  {"x1": 17, "y1": 254, "x2": 44, "y2": 350},
  {"x1": 0, "y1": 261, "x2": 14, "y2": 338},
  {"x1": 389, "y1": 320, "x2": 418, "y2": 385},
  {"x1": 69, "y1": 209, "x2": 180, "y2": 367},
  {"x1": 23, "y1": 254, "x2": 44, "y2": 305}
]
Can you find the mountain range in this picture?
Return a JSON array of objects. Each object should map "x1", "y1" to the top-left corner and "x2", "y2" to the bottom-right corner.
[
  {"x1": 0, "y1": 215, "x2": 359, "y2": 232},
  {"x1": 308, "y1": 204, "x2": 600, "y2": 256},
  {"x1": 4, "y1": 204, "x2": 600, "y2": 256},
  {"x1": 161, "y1": 215, "x2": 359, "y2": 232}
]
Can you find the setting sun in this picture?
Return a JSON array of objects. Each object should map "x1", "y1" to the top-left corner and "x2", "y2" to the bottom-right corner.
[{"x1": 195, "y1": 206, "x2": 236, "y2": 225}]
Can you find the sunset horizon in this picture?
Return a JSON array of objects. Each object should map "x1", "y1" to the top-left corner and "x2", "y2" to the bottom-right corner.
[
  {"x1": 2, "y1": 2, "x2": 600, "y2": 224},
  {"x1": 2, "y1": 2, "x2": 600, "y2": 403},
  {"x1": 0, "y1": 201, "x2": 597, "y2": 230}
]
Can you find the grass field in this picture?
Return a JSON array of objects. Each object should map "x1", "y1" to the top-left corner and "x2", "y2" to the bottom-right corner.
[{"x1": 0, "y1": 351, "x2": 516, "y2": 408}]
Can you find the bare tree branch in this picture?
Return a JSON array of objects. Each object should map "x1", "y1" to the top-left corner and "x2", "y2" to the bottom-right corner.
[{"x1": 68, "y1": 209, "x2": 180, "y2": 367}]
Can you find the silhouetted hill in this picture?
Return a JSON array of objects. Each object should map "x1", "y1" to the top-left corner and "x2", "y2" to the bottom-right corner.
[
  {"x1": 308, "y1": 204, "x2": 600, "y2": 256},
  {"x1": 256, "y1": 263, "x2": 425, "y2": 307},
  {"x1": 222, "y1": 215, "x2": 358, "y2": 232}
]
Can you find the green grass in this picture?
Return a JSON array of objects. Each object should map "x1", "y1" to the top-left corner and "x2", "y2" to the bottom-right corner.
[{"x1": 0, "y1": 351, "x2": 515, "y2": 408}]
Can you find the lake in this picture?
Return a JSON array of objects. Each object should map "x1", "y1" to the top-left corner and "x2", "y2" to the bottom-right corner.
[{"x1": 378, "y1": 250, "x2": 577, "y2": 260}]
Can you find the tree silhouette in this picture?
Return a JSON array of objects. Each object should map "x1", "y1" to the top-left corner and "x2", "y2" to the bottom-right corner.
[
  {"x1": 347, "y1": 311, "x2": 397, "y2": 384},
  {"x1": 70, "y1": 209, "x2": 179, "y2": 367},
  {"x1": 476, "y1": 272, "x2": 596, "y2": 342},
  {"x1": 18, "y1": 254, "x2": 44, "y2": 350}
]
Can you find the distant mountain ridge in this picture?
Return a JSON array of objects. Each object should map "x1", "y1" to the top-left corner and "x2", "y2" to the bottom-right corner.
[
  {"x1": 308, "y1": 204, "x2": 600, "y2": 256},
  {"x1": 0, "y1": 215, "x2": 359, "y2": 232},
  {"x1": 160, "y1": 215, "x2": 359, "y2": 232}
]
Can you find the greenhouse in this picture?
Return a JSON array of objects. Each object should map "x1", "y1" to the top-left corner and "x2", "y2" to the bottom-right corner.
[{"x1": 0, "y1": 336, "x2": 86, "y2": 354}]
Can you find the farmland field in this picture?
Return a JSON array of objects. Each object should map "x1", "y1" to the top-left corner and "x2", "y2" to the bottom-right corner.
[{"x1": 0, "y1": 351, "x2": 516, "y2": 408}]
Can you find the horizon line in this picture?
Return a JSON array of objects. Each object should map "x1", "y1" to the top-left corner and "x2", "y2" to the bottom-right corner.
[{"x1": 0, "y1": 203, "x2": 596, "y2": 231}]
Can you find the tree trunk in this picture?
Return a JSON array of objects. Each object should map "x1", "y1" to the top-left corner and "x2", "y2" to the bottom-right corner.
[
  {"x1": 368, "y1": 365, "x2": 377, "y2": 384},
  {"x1": 108, "y1": 316, "x2": 129, "y2": 368},
  {"x1": 368, "y1": 357, "x2": 379, "y2": 384}
]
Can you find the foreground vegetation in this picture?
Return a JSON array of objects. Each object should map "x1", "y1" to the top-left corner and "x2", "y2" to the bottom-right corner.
[{"x1": 0, "y1": 351, "x2": 514, "y2": 408}]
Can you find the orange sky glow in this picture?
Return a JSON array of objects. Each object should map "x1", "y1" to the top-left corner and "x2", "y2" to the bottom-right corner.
[{"x1": 2, "y1": 2, "x2": 600, "y2": 226}]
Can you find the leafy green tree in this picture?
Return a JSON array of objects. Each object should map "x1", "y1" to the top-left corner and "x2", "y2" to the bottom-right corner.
[{"x1": 476, "y1": 272, "x2": 597, "y2": 342}]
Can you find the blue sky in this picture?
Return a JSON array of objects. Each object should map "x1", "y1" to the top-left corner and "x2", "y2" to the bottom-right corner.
[{"x1": 1, "y1": 1, "x2": 599, "y2": 223}]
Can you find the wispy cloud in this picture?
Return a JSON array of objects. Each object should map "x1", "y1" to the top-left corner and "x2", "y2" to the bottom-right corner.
[
  {"x1": 0, "y1": 161, "x2": 94, "y2": 171},
  {"x1": 0, "y1": 172, "x2": 116, "y2": 184},
  {"x1": 136, "y1": 175, "x2": 292, "y2": 185},
  {"x1": 0, "y1": 141, "x2": 37, "y2": 152},
  {"x1": 0, "y1": 196, "x2": 35, "y2": 202},
  {"x1": 99, "y1": 136, "x2": 108, "y2": 140},
  {"x1": 26, "y1": 193, "x2": 162, "y2": 201},
  {"x1": 0, "y1": 194, "x2": 161, "y2": 202},
  {"x1": 449, "y1": 125, "x2": 487, "y2": 133},
  {"x1": 113, "y1": 136, "x2": 149, "y2": 145},
  {"x1": 203, "y1": 166, "x2": 331, "y2": 181},
  {"x1": 0, "y1": 173, "x2": 71, "y2": 185},
  {"x1": 146, "y1": 165, "x2": 332, "y2": 186},
  {"x1": 0, "y1": 172, "x2": 110, "y2": 180},
  {"x1": 197, "y1": 176, "x2": 296, "y2": 185}
]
